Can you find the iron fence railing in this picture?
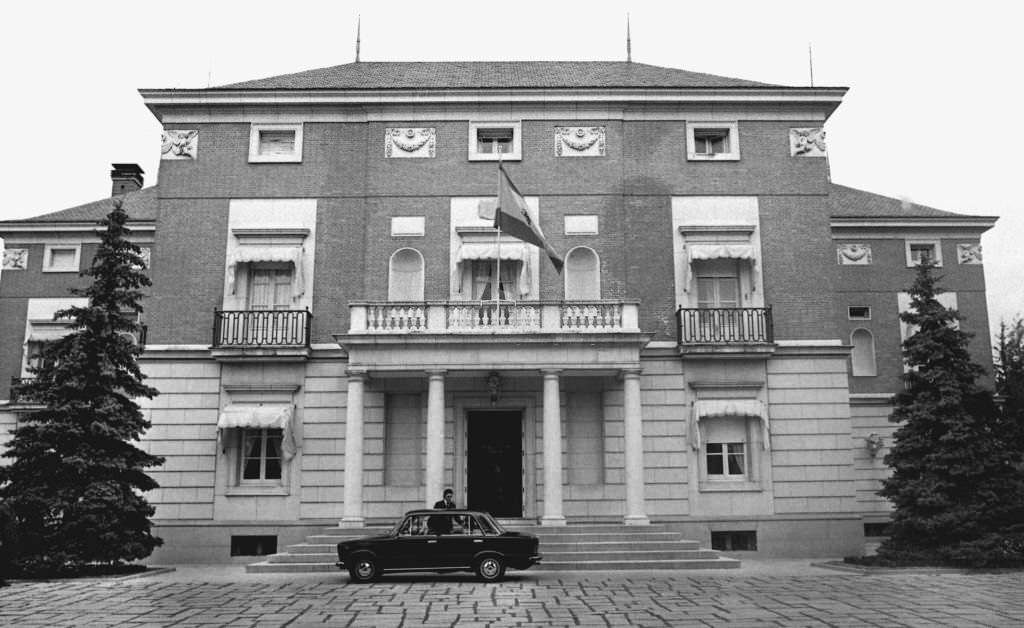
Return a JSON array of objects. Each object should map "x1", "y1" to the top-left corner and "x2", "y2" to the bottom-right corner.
[
  {"x1": 676, "y1": 306, "x2": 774, "y2": 344},
  {"x1": 213, "y1": 309, "x2": 312, "y2": 348}
]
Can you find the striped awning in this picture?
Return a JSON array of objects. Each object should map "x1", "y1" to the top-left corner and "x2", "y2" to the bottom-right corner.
[
  {"x1": 217, "y1": 404, "x2": 297, "y2": 459},
  {"x1": 226, "y1": 246, "x2": 305, "y2": 299},
  {"x1": 690, "y1": 399, "x2": 770, "y2": 451}
]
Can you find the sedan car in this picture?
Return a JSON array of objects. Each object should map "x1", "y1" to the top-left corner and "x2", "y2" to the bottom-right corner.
[{"x1": 336, "y1": 509, "x2": 541, "y2": 582}]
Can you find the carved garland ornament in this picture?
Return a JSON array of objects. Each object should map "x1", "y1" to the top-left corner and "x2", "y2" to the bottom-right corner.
[
  {"x1": 789, "y1": 127, "x2": 827, "y2": 157},
  {"x1": 957, "y1": 243, "x2": 983, "y2": 264},
  {"x1": 385, "y1": 128, "x2": 436, "y2": 158},
  {"x1": 555, "y1": 126, "x2": 606, "y2": 157},
  {"x1": 2, "y1": 248, "x2": 28, "y2": 270},
  {"x1": 837, "y1": 243, "x2": 872, "y2": 265},
  {"x1": 161, "y1": 129, "x2": 198, "y2": 160}
]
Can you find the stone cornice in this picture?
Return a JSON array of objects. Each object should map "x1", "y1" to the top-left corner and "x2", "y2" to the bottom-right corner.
[{"x1": 140, "y1": 86, "x2": 847, "y2": 122}]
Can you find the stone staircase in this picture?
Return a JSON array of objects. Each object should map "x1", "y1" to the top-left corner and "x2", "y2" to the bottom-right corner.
[{"x1": 247, "y1": 522, "x2": 739, "y2": 573}]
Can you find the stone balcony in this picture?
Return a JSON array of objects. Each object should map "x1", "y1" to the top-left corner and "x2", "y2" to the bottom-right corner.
[{"x1": 348, "y1": 300, "x2": 639, "y2": 334}]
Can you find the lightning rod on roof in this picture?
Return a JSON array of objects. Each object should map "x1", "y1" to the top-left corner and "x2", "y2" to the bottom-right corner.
[
  {"x1": 626, "y1": 13, "x2": 632, "y2": 63},
  {"x1": 355, "y1": 15, "x2": 361, "y2": 63},
  {"x1": 808, "y1": 42, "x2": 815, "y2": 87}
]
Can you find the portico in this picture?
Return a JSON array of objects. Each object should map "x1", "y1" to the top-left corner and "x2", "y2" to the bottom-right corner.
[{"x1": 335, "y1": 300, "x2": 650, "y2": 527}]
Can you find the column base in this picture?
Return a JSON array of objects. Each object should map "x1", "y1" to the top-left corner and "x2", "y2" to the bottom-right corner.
[
  {"x1": 338, "y1": 517, "x2": 365, "y2": 529},
  {"x1": 623, "y1": 514, "x2": 651, "y2": 526},
  {"x1": 540, "y1": 515, "x2": 568, "y2": 527}
]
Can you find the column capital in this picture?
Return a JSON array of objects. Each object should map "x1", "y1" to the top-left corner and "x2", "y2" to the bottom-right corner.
[
  {"x1": 541, "y1": 368, "x2": 563, "y2": 378},
  {"x1": 425, "y1": 369, "x2": 447, "y2": 379},
  {"x1": 620, "y1": 367, "x2": 643, "y2": 380},
  {"x1": 346, "y1": 368, "x2": 369, "y2": 381}
]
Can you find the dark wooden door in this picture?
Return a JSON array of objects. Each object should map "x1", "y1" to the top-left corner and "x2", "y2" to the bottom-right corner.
[{"x1": 467, "y1": 410, "x2": 523, "y2": 517}]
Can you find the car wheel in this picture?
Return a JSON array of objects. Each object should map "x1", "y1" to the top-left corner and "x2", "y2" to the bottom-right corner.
[
  {"x1": 348, "y1": 555, "x2": 379, "y2": 583},
  {"x1": 475, "y1": 556, "x2": 505, "y2": 582}
]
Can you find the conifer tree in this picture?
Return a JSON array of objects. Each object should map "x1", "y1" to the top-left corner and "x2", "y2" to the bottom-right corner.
[
  {"x1": 877, "y1": 262, "x2": 1024, "y2": 566},
  {"x1": 0, "y1": 198, "x2": 164, "y2": 574}
]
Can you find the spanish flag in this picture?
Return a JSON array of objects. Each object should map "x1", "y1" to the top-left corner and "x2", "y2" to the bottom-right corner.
[{"x1": 494, "y1": 164, "x2": 563, "y2": 272}]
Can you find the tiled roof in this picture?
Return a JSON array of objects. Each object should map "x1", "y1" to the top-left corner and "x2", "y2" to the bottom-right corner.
[
  {"x1": 7, "y1": 186, "x2": 158, "y2": 224},
  {"x1": 219, "y1": 61, "x2": 778, "y2": 90},
  {"x1": 829, "y1": 184, "x2": 964, "y2": 219}
]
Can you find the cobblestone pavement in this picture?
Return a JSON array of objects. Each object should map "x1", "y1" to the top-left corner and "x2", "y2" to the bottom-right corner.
[{"x1": 1, "y1": 569, "x2": 1023, "y2": 627}]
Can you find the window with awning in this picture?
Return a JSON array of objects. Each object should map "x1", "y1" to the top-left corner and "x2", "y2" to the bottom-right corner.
[
  {"x1": 453, "y1": 242, "x2": 531, "y2": 298},
  {"x1": 226, "y1": 246, "x2": 305, "y2": 300},
  {"x1": 217, "y1": 404, "x2": 298, "y2": 460},
  {"x1": 689, "y1": 399, "x2": 770, "y2": 451},
  {"x1": 684, "y1": 244, "x2": 758, "y2": 293}
]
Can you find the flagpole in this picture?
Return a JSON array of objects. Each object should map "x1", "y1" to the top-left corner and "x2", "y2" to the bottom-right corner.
[{"x1": 495, "y1": 153, "x2": 503, "y2": 315}]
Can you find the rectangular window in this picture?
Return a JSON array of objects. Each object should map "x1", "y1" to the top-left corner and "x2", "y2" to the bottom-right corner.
[
  {"x1": 248, "y1": 267, "x2": 294, "y2": 310},
  {"x1": 711, "y1": 531, "x2": 757, "y2": 551},
  {"x1": 848, "y1": 306, "x2": 871, "y2": 320},
  {"x1": 468, "y1": 122, "x2": 522, "y2": 161},
  {"x1": 706, "y1": 442, "x2": 746, "y2": 477},
  {"x1": 687, "y1": 122, "x2": 740, "y2": 160},
  {"x1": 43, "y1": 245, "x2": 81, "y2": 272},
  {"x1": 249, "y1": 123, "x2": 303, "y2": 162},
  {"x1": 241, "y1": 428, "x2": 283, "y2": 481},
  {"x1": 905, "y1": 240, "x2": 942, "y2": 267},
  {"x1": 693, "y1": 129, "x2": 730, "y2": 155},
  {"x1": 230, "y1": 535, "x2": 278, "y2": 556},
  {"x1": 476, "y1": 128, "x2": 514, "y2": 154}
]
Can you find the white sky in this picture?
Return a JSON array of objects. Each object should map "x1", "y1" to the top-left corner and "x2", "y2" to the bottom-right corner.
[{"x1": 1, "y1": 0, "x2": 1020, "y2": 335}]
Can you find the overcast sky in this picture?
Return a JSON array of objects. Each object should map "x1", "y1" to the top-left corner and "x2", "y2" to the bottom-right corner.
[{"x1": 1, "y1": 1, "x2": 1020, "y2": 334}]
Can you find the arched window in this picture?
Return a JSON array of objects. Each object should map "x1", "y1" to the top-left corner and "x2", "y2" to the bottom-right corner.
[
  {"x1": 564, "y1": 246, "x2": 600, "y2": 300},
  {"x1": 388, "y1": 248, "x2": 424, "y2": 301},
  {"x1": 850, "y1": 328, "x2": 877, "y2": 376}
]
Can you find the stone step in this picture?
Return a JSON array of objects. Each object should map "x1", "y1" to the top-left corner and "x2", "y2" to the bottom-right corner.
[
  {"x1": 535, "y1": 557, "x2": 741, "y2": 571},
  {"x1": 268, "y1": 547, "x2": 720, "y2": 564},
  {"x1": 246, "y1": 556, "x2": 741, "y2": 574},
  {"x1": 246, "y1": 561, "x2": 338, "y2": 574},
  {"x1": 287, "y1": 539, "x2": 703, "y2": 554}
]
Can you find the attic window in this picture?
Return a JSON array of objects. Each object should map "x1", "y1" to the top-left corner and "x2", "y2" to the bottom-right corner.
[
  {"x1": 249, "y1": 123, "x2": 303, "y2": 163},
  {"x1": 905, "y1": 240, "x2": 942, "y2": 267},
  {"x1": 469, "y1": 122, "x2": 522, "y2": 161},
  {"x1": 687, "y1": 122, "x2": 740, "y2": 161}
]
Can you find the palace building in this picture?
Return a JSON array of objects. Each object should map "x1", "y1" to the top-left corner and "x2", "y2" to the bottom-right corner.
[{"x1": 0, "y1": 61, "x2": 995, "y2": 564}]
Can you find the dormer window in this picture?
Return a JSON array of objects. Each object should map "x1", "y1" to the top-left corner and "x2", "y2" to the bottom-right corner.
[
  {"x1": 468, "y1": 122, "x2": 522, "y2": 161},
  {"x1": 249, "y1": 123, "x2": 303, "y2": 163},
  {"x1": 687, "y1": 122, "x2": 740, "y2": 161}
]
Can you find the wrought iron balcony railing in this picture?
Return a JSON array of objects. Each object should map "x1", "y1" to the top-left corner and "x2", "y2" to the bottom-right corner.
[
  {"x1": 349, "y1": 300, "x2": 639, "y2": 334},
  {"x1": 676, "y1": 306, "x2": 774, "y2": 344},
  {"x1": 9, "y1": 377, "x2": 39, "y2": 405},
  {"x1": 213, "y1": 309, "x2": 312, "y2": 348}
]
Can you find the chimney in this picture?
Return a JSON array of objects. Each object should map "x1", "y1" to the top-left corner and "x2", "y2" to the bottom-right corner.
[{"x1": 110, "y1": 163, "x2": 144, "y2": 196}]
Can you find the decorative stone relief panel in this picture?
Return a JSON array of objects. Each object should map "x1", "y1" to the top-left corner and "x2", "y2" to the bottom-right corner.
[
  {"x1": 161, "y1": 130, "x2": 198, "y2": 160},
  {"x1": 139, "y1": 247, "x2": 152, "y2": 269},
  {"x1": 957, "y1": 243, "x2": 983, "y2": 264},
  {"x1": 789, "y1": 128, "x2": 827, "y2": 157},
  {"x1": 385, "y1": 128, "x2": 436, "y2": 158},
  {"x1": 2, "y1": 248, "x2": 28, "y2": 270},
  {"x1": 555, "y1": 126, "x2": 606, "y2": 157},
  {"x1": 837, "y1": 243, "x2": 872, "y2": 265}
]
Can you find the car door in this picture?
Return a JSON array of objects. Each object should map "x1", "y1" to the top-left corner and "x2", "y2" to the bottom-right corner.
[
  {"x1": 385, "y1": 514, "x2": 437, "y2": 569},
  {"x1": 437, "y1": 514, "x2": 486, "y2": 568}
]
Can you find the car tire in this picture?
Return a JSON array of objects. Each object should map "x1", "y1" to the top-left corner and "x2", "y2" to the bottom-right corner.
[
  {"x1": 475, "y1": 556, "x2": 505, "y2": 582},
  {"x1": 347, "y1": 555, "x2": 379, "y2": 583}
]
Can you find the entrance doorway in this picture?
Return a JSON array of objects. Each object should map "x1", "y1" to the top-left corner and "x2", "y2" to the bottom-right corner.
[{"x1": 466, "y1": 410, "x2": 523, "y2": 517}]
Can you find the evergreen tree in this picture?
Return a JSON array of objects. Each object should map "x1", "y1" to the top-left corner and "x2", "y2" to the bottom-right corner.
[
  {"x1": 877, "y1": 262, "x2": 1024, "y2": 566},
  {"x1": 0, "y1": 198, "x2": 164, "y2": 574}
]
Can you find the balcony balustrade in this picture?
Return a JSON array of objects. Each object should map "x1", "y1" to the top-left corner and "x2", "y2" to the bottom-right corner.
[
  {"x1": 213, "y1": 309, "x2": 312, "y2": 348},
  {"x1": 676, "y1": 306, "x2": 774, "y2": 345},
  {"x1": 350, "y1": 300, "x2": 638, "y2": 334}
]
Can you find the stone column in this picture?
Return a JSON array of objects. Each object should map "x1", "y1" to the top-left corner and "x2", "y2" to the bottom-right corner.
[
  {"x1": 622, "y1": 368, "x2": 650, "y2": 525},
  {"x1": 340, "y1": 369, "x2": 367, "y2": 528},
  {"x1": 424, "y1": 370, "x2": 446, "y2": 508},
  {"x1": 541, "y1": 369, "x2": 566, "y2": 526}
]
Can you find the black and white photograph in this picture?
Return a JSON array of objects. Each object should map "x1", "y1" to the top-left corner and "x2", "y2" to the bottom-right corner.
[{"x1": 0, "y1": 1, "x2": 1021, "y2": 625}]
